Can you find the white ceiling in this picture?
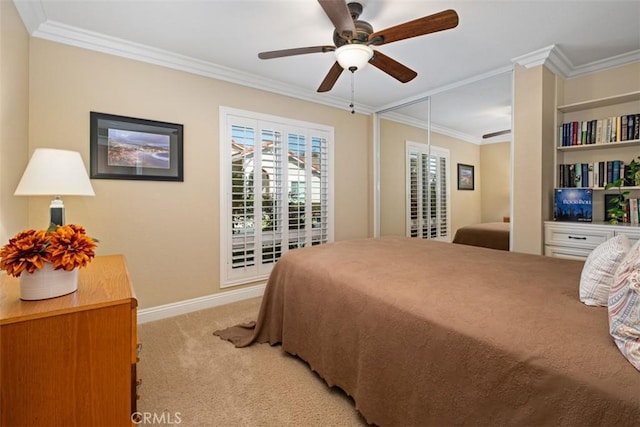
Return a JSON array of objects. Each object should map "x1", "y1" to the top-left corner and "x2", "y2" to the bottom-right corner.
[{"x1": 13, "y1": 0, "x2": 640, "y2": 143}]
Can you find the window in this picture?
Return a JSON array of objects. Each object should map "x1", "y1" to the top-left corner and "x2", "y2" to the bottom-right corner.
[
  {"x1": 220, "y1": 107, "x2": 334, "y2": 287},
  {"x1": 406, "y1": 141, "x2": 450, "y2": 240}
]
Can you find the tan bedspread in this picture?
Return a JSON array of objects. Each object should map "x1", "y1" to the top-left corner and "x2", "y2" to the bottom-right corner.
[
  {"x1": 214, "y1": 237, "x2": 640, "y2": 426},
  {"x1": 453, "y1": 221, "x2": 510, "y2": 250}
]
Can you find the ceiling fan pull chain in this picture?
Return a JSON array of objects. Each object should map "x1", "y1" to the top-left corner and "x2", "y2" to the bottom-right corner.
[{"x1": 350, "y1": 68, "x2": 355, "y2": 114}]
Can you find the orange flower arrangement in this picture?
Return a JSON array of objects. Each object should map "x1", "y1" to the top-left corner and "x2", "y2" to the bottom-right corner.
[{"x1": 0, "y1": 225, "x2": 97, "y2": 277}]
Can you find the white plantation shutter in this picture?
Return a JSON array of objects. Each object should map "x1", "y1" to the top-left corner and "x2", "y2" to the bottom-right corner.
[
  {"x1": 221, "y1": 108, "x2": 333, "y2": 287},
  {"x1": 406, "y1": 142, "x2": 450, "y2": 241}
]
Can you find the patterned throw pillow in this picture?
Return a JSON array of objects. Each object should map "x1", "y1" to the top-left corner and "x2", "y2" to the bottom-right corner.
[
  {"x1": 580, "y1": 234, "x2": 631, "y2": 306},
  {"x1": 608, "y1": 239, "x2": 640, "y2": 371}
]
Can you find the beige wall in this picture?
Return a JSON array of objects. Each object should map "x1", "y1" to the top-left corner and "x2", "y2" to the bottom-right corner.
[
  {"x1": 561, "y1": 62, "x2": 640, "y2": 105},
  {"x1": 480, "y1": 141, "x2": 510, "y2": 222},
  {"x1": 541, "y1": 67, "x2": 557, "y2": 228},
  {"x1": 511, "y1": 64, "x2": 556, "y2": 255},
  {"x1": 445, "y1": 132, "x2": 482, "y2": 235},
  {"x1": 25, "y1": 39, "x2": 371, "y2": 308},
  {"x1": 379, "y1": 118, "x2": 481, "y2": 239},
  {"x1": 379, "y1": 119, "x2": 426, "y2": 236},
  {"x1": 0, "y1": 0, "x2": 29, "y2": 245}
]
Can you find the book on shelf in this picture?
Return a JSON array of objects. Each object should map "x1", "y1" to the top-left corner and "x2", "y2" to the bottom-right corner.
[
  {"x1": 558, "y1": 160, "x2": 627, "y2": 188},
  {"x1": 604, "y1": 195, "x2": 640, "y2": 224},
  {"x1": 630, "y1": 198, "x2": 639, "y2": 225},
  {"x1": 554, "y1": 188, "x2": 592, "y2": 222},
  {"x1": 558, "y1": 113, "x2": 640, "y2": 147}
]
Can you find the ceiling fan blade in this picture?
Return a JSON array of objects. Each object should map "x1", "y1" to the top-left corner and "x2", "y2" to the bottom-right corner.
[
  {"x1": 318, "y1": 0, "x2": 357, "y2": 40},
  {"x1": 482, "y1": 129, "x2": 511, "y2": 139},
  {"x1": 369, "y1": 51, "x2": 417, "y2": 83},
  {"x1": 317, "y1": 62, "x2": 344, "y2": 92},
  {"x1": 368, "y1": 9, "x2": 459, "y2": 46},
  {"x1": 258, "y1": 46, "x2": 335, "y2": 60}
]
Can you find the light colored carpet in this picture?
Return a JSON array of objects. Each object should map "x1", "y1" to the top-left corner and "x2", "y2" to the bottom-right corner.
[{"x1": 137, "y1": 297, "x2": 368, "y2": 426}]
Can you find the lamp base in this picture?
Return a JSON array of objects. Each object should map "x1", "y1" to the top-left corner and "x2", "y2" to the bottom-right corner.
[{"x1": 50, "y1": 197, "x2": 65, "y2": 226}]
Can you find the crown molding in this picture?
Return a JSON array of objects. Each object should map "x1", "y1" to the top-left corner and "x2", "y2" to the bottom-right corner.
[
  {"x1": 26, "y1": 16, "x2": 499, "y2": 141},
  {"x1": 379, "y1": 111, "x2": 510, "y2": 145},
  {"x1": 569, "y1": 49, "x2": 640, "y2": 78},
  {"x1": 431, "y1": 123, "x2": 481, "y2": 145},
  {"x1": 12, "y1": 0, "x2": 46, "y2": 34},
  {"x1": 13, "y1": 1, "x2": 638, "y2": 117},
  {"x1": 511, "y1": 44, "x2": 640, "y2": 79},
  {"x1": 23, "y1": 17, "x2": 375, "y2": 115},
  {"x1": 380, "y1": 111, "x2": 481, "y2": 145},
  {"x1": 375, "y1": 65, "x2": 513, "y2": 115},
  {"x1": 511, "y1": 44, "x2": 573, "y2": 77}
]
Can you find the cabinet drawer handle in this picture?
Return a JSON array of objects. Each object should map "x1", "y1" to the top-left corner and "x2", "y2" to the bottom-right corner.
[{"x1": 568, "y1": 236, "x2": 587, "y2": 240}]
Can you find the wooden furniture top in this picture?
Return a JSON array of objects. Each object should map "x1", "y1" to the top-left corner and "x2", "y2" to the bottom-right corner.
[{"x1": 0, "y1": 254, "x2": 137, "y2": 325}]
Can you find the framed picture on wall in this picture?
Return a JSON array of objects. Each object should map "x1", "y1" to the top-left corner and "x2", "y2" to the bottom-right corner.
[
  {"x1": 90, "y1": 112, "x2": 183, "y2": 181},
  {"x1": 457, "y1": 163, "x2": 474, "y2": 190}
]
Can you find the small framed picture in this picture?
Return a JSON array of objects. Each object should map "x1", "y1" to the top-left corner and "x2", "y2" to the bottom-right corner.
[
  {"x1": 90, "y1": 112, "x2": 183, "y2": 181},
  {"x1": 554, "y1": 188, "x2": 593, "y2": 222},
  {"x1": 457, "y1": 163, "x2": 474, "y2": 190}
]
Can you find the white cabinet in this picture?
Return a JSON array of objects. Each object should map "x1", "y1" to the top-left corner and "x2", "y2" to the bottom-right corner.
[
  {"x1": 544, "y1": 221, "x2": 640, "y2": 260},
  {"x1": 615, "y1": 226, "x2": 640, "y2": 244}
]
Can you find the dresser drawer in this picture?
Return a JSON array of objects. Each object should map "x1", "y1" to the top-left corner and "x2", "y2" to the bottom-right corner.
[
  {"x1": 545, "y1": 224, "x2": 613, "y2": 250},
  {"x1": 615, "y1": 229, "x2": 640, "y2": 245},
  {"x1": 544, "y1": 245, "x2": 591, "y2": 260}
]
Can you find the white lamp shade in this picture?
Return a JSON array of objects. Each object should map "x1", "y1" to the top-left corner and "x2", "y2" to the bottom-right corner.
[
  {"x1": 15, "y1": 148, "x2": 95, "y2": 196},
  {"x1": 335, "y1": 44, "x2": 373, "y2": 71}
]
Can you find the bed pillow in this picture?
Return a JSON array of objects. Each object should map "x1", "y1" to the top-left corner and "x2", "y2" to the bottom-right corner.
[
  {"x1": 580, "y1": 234, "x2": 631, "y2": 306},
  {"x1": 608, "y1": 238, "x2": 640, "y2": 371}
]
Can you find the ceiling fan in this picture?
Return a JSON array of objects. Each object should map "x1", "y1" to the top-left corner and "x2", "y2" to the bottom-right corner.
[
  {"x1": 258, "y1": 0, "x2": 459, "y2": 93},
  {"x1": 482, "y1": 129, "x2": 511, "y2": 139}
]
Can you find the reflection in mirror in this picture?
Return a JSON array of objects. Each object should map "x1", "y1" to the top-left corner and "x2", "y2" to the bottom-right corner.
[{"x1": 376, "y1": 71, "x2": 512, "y2": 240}]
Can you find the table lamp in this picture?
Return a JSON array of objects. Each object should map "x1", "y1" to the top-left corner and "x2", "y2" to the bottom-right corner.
[{"x1": 14, "y1": 148, "x2": 95, "y2": 226}]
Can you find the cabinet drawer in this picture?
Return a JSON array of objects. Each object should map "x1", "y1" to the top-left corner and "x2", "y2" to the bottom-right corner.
[
  {"x1": 544, "y1": 245, "x2": 591, "y2": 260},
  {"x1": 615, "y1": 229, "x2": 640, "y2": 245},
  {"x1": 545, "y1": 225, "x2": 613, "y2": 250}
]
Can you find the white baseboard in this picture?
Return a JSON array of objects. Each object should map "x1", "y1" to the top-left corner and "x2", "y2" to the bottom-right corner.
[{"x1": 137, "y1": 283, "x2": 266, "y2": 324}]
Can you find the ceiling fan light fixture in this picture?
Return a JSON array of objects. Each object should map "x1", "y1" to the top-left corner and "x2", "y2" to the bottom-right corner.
[{"x1": 335, "y1": 44, "x2": 373, "y2": 71}]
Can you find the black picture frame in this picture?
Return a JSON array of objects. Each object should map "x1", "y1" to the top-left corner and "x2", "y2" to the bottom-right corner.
[
  {"x1": 90, "y1": 112, "x2": 183, "y2": 181},
  {"x1": 457, "y1": 163, "x2": 474, "y2": 190}
]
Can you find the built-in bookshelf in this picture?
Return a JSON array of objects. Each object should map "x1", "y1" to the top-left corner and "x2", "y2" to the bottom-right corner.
[
  {"x1": 554, "y1": 90, "x2": 640, "y2": 224},
  {"x1": 557, "y1": 158, "x2": 640, "y2": 189},
  {"x1": 558, "y1": 115, "x2": 638, "y2": 147},
  {"x1": 557, "y1": 139, "x2": 640, "y2": 152}
]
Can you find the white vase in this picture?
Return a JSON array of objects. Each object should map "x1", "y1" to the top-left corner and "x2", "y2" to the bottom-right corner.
[{"x1": 19, "y1": 263, "x2": 79, "y2": 301}]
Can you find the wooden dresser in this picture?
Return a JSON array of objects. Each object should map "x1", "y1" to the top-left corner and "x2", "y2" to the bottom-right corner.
[{"x1": 0, "y1": 255, "x2": 138, "y2": 426}]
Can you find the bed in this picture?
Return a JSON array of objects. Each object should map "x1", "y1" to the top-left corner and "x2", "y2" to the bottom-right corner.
[
  {"x1": 452, "y1": 221, "x2": 510, "y2": 250},
  {"x1": 214, "y1": 237, "x2": 640, "y2": 426}
]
